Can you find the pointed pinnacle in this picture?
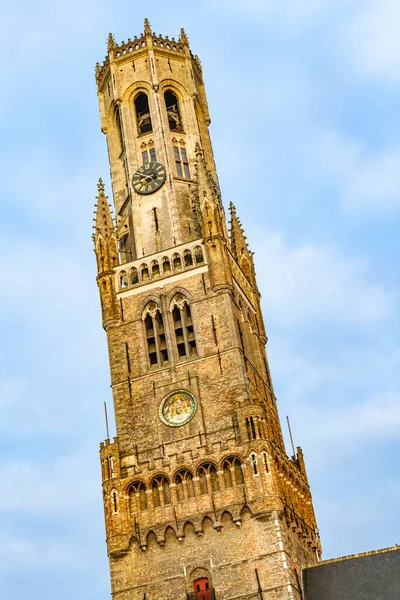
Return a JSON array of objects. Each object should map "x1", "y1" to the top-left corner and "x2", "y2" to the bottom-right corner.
[
  {"x1": 144, "y1": 18, "x2": 151, "y2": 35},
  {"x1": 95, "y1": 62, "x2": 101, "y2": 77},
  {"x1": 97, "y1": 178, "x2": 105, "y2": 194},
  {"x1": 107, "y1": 32, "x2": 115, "y2": 52},
  {"x1": 179, "y1": 28, "x2": 189, "y2": 45},
  {"x1": 229, "y1": 201, "x2": 236, "y2": 213}
]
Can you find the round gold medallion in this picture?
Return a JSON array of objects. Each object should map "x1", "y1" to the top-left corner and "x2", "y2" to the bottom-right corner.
[{"x1": 159, "y1": 390, "x2": 197, "y2": 427}]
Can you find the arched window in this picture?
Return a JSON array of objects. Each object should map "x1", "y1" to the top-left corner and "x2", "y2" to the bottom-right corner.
[
  {"x1": 172, "y1": 253, "x2": 182, "y2": 270},
  {"x1": 151, "y1": 261, "x2": 160, "y2": 278},
  {"x1": 129, "y1": 481, "x2": 147, "y2": 515},
  {"x1": 194, "y1": 246, "x2": 204, "y2": 264},
  {"x1": 152, "y1": 475, "x2": 171, "y2": 507},
  {"x1": 198, "y1": 463, "x2": 219, "y2": 495},
  {"x1": 183, "y1": 249, "x2": 193, "y2": 267},
  {"x1": 162, "y1": 256, "x2": 171, "y2": 274},
  {"x1": 171, "y1": 294, "x2": 197, "y2": 359},
  {"x1": 112, "y1": 489, "x2": 118, "y2": 513},
  {"x1": 130, "y1": 267, "x2": 138, "y2": 285},
  {"x1": 250, "y1": 453, "x2": 258, "y2": 475},
  {"x1": 135, "y1": 92, "x2": 152, "y2": 135},
  {"x1": 141, "y1": 264, "x2": 149, "y2": 280},
  {"x1": 164, "y1": 90, "x2": 183, "y2": 131},
  {"x1": 143, "y1": 303, "x2": 168, "y2": 367},
  {"x1": 175, "y1": 469, "x2": 195, "y2": 501},
  {"x1": 222, "y1": 457, "x2": 244, "y2": 488},
  {"x1": 119, "y1": 271, "x2": 128, "y2": 289},
  {"x1": 250, "y1": 417, "x2": 256, "y2": 439}
]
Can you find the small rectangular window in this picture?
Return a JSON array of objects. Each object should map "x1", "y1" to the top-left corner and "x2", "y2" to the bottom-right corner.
[
  {"x1": 142, "y1": 150, "x2": 149, "y2": 164},
  {"x1": 181, "y1": 147, "x2": 190, "y2": 179},
  {"x1": 174, "y1": 147, "x2": 183, "y2": 177},
  {"x1": 149, "y1": 147, "x2": 157, "y2": 162}
]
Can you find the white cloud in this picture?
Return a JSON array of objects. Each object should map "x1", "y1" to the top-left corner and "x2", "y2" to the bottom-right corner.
[
  {"x1": 345, "y1": 0, "x2": 400, "y2": 80},
  {"x1": 254, "y1": 233, "x2": 394, "y2": 323}
]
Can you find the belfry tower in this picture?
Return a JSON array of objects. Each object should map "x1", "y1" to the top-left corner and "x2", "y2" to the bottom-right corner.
[{"x1": 93, "y1": 20, "x2": 321, "y2": 600}]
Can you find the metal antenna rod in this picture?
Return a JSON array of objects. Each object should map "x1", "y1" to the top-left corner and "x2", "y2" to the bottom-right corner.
[
  {"x1": 104, "y1": 401, "x2": 110, "y2": 440},
  {"x1": 286, "y1": 415, "x2": 296, "y2": 457}
]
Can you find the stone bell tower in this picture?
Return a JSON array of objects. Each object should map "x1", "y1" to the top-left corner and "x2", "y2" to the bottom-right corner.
[{"x1": 93, "y1": 19, "x2": 321, "y2": 600}]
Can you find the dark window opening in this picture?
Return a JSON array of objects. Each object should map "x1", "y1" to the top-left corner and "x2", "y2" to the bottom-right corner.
[
  {"x1": 183, "y1": 250, "x2": 193, "y2": 267},
  {"x1": 194, "y1": 246, "x2": 204, "y2": 264},
  {"x1": 130, "y1": 268, "x2": 138, "y2": 285},
  {"x1": 172, "y1": 299, "x2": 197, "y2": 359},
  {"x1": 172, "y1": 253, "x2": 182, "y2": 270},
  {"x1": 135, "y1": 93, "x2": 152, "y2": 134},
  {"x1": 141, "y1": 265, "x2": 149, "y2": 280},
  {"x1": 162, "y1": 257, "x2": 171, "y2": 274},
  {"x1": 164, "y1": 90, "x2": 183, "y2": 131},
  {"x1": 145, "y1": 308, "x2": 168, "y2": 367}
]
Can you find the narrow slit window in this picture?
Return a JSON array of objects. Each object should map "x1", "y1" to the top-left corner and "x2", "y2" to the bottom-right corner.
[
  {"x1": 173, "y1": 146, "x2": 183, "y2": 177},
  {"x1": 149, "y1": 147, "x2": 157, "y2": 161},
  {"x1": 142, "y1": 150, "x2": 149, "y2": 164},
  {"x1": 144, "y1": 305, "x2": 169, "y2": 368},
  {"x1": 172, "y1": 296, "x2": 197, "y2": 360},
  {"x1": 180, "y1": 147, "x2": 190, "y2": 178}
]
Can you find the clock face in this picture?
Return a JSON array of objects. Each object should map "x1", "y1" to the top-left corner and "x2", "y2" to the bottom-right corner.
[
  {"x1": 159, "y1": 390, "x2": 197, "y2": 427},
  {"x1": 132, "y1": 161, "x2": 166, "y2": 195}
]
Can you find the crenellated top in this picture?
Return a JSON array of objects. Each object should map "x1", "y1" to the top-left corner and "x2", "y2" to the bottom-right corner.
[{"x1": 95, "y1": 18, "x2": 201, "y2": 89}]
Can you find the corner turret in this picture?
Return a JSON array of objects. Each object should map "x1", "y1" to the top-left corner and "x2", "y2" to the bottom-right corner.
[{"x1": 93, "y1": 179, "x2": 120, "y2": 330}]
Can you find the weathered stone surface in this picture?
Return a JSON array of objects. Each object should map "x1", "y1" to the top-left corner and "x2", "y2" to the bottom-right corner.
[{"x1": 94, "y1": 20, "x2": 320, "y2": 600}]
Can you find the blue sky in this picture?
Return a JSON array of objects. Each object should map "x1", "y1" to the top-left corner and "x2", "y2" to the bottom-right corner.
[{"x1": 0, "y1": 1, "x2": 399, "y2": 598}]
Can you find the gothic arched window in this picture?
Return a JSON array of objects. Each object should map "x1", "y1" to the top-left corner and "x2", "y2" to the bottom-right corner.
[
  {"x1": 172, "y1": 253, "x2": 182, "y2": 270},
  {"x1": 135, "y1": 92, "x2": 152, "y2": 135},
  {"x1": 143, "y1": 302, "x2": 168, "y2": 367},
  {"x1": 183, "y1": 249, "x2": 193, "y2": 267},
  {"x1": 175, "y1": 469, "x2": 195, "y2": 501},
  {"x1": 171, "y1": 294, "x2": 197, "y2": 359},
  {"x1": 194, "y1": 246, "x2": 204, "y2": 264},
  {"x1": 162, "y1": 256, "x2": 171, "y2": 274},
  {"x1": 129, "y1": 481, "x2": 147, "y2": 515},
  {"x1": 130, "y1": 267, "x2": 138, "y2": 285},
  {"x1": 119, "y1": 271, "x2": 128, "y2": 289},
  {"x1": 152, "y1": 475, "x2": 171, "y2": 507},
  {"x1": 198, "y1": 463, "x2": 219, "y2": 495},
  {"x1": 151, "y1": 260, "x2": 160, "y2": 278},
  {"x1": 222, "y1": 456, "x2": 244, "y2": 488},
  {"x1": 164, "y1": 90, "x2": 183, "y2": 131}
]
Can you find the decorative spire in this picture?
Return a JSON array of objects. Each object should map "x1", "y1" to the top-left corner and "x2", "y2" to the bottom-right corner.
[
  {"x1": 229, "y1": 202, "x2": 250, "y2": 262},
  {"x1": 179, "y1": 28, "x2": 189, "y2": 45},
  {"x1": 93, "y1": 179, "x2": 115, "y2": 242},
  {"x1": 144, "y1": 18, "x2": 152, "y2": 35},
  {"x1": 95, "y1": 62, "x2": 101, "y2": 78},
  {"x1": 107, "y1": 32, "x2": 115, "y2": 52}
]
